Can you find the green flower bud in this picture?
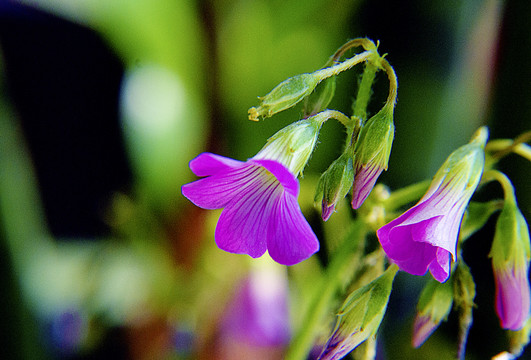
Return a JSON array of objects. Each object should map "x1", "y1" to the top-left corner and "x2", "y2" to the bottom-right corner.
[
  {"x1": 249, "y1": 73, "x2": 319, "y2": 121},
  {"x1": 315, "y1": 152, "x2": 354, "y2": 221},
  {"x1": 318, "y1": 265, "x2": 398, "y2": 360},
  {"x1": 489, "y1": 199, "x2": 530, "y2": 331},
  {"x1": 412, "y1": 278, "x2": 454, "y2": 348},
  {"x1": 351, "y1": 103, "x2": 395, "y2": 209},
  {"x1": 302, "y1": 76, "x2": 337, "y2": 118}
]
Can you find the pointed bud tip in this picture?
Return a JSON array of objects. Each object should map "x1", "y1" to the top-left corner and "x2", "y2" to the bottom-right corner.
[{"x1": 321, "y1": 201, "x2": 335, "y2": 221}]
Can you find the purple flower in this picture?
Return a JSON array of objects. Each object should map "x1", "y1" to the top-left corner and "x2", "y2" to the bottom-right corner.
[
  {"x1": 181, "y1": 153, "x2": 319, "y2": 265},
  {"x1": 377, "y1": 127, "x2": 487, "y2": 282},
  {"x1": 493, "y1": 266, "x2": 530, "y2": 330}
]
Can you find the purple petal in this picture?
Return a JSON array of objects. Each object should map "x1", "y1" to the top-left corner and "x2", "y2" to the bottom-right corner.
[
  {"x1": 182, "y1": 164, "x2": 259, "y2": 210},
  {"x1": 351, "y1": 163, "x2": 383, "y2": 209},
  {"x1": 429, "y1": 248, "x2": 451, "y2": 283},
  {"x1": 495, "y1": 266, "x2": 531, "y2": 330},
  {"x1": 215, "y1": 170, "x2": 280, "y2": 258},
  {"x1": 378, "y1": 217, "x2": 440, "y2": 274},
  {"x1": 267, "y1": 191, "x2": 319, "y2": 265},
  {"x1": 251, "y1": 158, "x2": 299, "y2": 197},
  {"x1": 189, "y1": 152, "x2": 244, "y2": 177}
]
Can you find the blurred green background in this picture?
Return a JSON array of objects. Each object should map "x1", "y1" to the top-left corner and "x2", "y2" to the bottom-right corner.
[{"x1": 0, "y1": 0, "x2": 529, "y2": 359}]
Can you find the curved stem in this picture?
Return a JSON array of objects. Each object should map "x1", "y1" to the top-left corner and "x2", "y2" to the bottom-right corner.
[
  {"x1": 313, "y1": 51, "x2": 373, "y2": 82},
  {"x1": 311, "y1": 109, "x2": 353, "y2": 129},
  {"x1": 481, "y1": 169, "x2": 517, "y2": 205},
  {"x1": 330, "y1": 38, "x2": 377, "y2": 63},
  {"x1": 380, "y1": 58, "x2": 398, "y2": 106},
  {"x1": 485, "y1": 132, "x2": 531, "y2": 161}
]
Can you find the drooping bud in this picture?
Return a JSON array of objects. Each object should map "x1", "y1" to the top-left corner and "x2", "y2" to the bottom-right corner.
[
  {"x1": 490, "y1": 196, "x2": 531, "y2": 331},
  {"x1": 249, "y1": 74, "x2": 319, "y2": 121},
  {"x1": 412, "y1": 277, "x2": 454, "y2": 348},
  {"x1": 317, "y1": 265, "x2": 398, "y2": 360},
  {"x1": 351, "y1": 103, "x2": 395, "y2": 209},
  {"x1": 315, "y1": 152, "x2": 354, "y2": 221}
]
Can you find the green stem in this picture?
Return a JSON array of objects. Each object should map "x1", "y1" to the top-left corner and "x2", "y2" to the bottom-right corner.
[
  {"x1": 381, "y1": 58, "x2": 398, "y2": 106},
  {"x1": 352, "y1": 60, "x2": 378, "y2": 123},
  {"x1": 312, "y1": 109, "x2": 354, "y2": 129},
  {"x1": 285, "y1": 220, "x2": 367, "y2": 360},
  {"x1": 481, "y1": 169, "x2": 517, "y2": 205},
  {"x1": 313, "y1": 51, "x2": 373, "y2": 82}
]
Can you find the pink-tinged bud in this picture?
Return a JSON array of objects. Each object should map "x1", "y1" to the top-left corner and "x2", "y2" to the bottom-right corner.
[
  {"x1": 490, "y1": 200, "x2": 531, "y2": 330},
  {"x1": 317, "y1": 265, "x2": 398, "y2": 360},
  {"x1": 351, "y1": 103, "x2": 394, "y2": 209},
  {"x1": 315, "y1": 153, "x2": 354, "y2": 221},
  {"x1": 412, "y1": 278, "x2": 454, "y2": 348}
]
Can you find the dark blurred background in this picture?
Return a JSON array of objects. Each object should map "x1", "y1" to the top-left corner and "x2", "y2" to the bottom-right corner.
[{"x1": 0, "y1": 0, "x2": 529, "y2": 359}]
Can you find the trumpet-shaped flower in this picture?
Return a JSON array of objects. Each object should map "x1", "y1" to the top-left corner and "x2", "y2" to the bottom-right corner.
[
  {"x1": 182, "y1": 153, "x2": 319, "y2": 265},
  {"x1": 182, "y1": 118, "x2": 323, "y2": 265},
  {"x1": 377, "y1": 127, "x2": 488, "y2": 282}
]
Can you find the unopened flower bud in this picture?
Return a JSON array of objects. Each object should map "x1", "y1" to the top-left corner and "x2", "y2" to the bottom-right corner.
[
  {"x1": 302, "y1": 76, "x2": 337, "y2": 118},
  {"x1": 318, "y1": 265, "x2": 398, "y2": 360},
  {"x1": 315, "y1": 152, "x2": 354, "y2": 221},
  {"x1": 351, "y1": 103, "x2": 395, "y2": 209},
  {"x1": 412, "y1": 278, "x2": 454, "y2": 348},
  {"x1": 490, "y1": 198, "x2": 531, "y2": 331},
  {"x1": 249, "y1": 74, "x2": 319, "y2": 121}
]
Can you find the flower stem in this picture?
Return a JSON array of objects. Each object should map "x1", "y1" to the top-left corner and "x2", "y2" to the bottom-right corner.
[
  {"x1": 313, "y1": 51, "x2": 374, "y2": 82},
  {"x1": 481, "y1": 169, "x2": 517, "y2": 205},
  {"x1": 381, "y1": 58, "x2": 398, "y2": 106},
  {"x1": 486, "y1": 133, "x2": 531, "y2": 162},
  {"x1": 312, "y1": 109, "x2": 354, "y2": 129},
  {"x1": 352, "y1": 58, "x2": 379, "y2": 124},
  {"x1": 285, "y1": 220, "x2": 367, "y2": 360}
]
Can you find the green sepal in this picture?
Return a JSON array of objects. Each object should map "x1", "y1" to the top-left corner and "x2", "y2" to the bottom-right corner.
[{"x1": 353, "y1": 103, "x2": 394, "y2": 170}]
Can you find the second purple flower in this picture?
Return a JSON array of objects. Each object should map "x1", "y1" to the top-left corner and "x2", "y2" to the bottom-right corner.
[{"x1": 377, "y1": 127, "x2": 488, "y2": 282}]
